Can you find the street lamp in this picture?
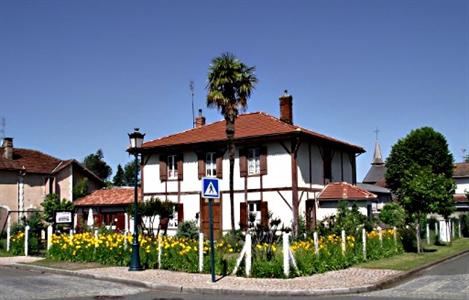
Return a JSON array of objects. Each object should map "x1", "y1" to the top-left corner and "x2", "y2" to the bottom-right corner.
[{"x1": 128, "y1": 128, "x2": 145, "y2": 271}]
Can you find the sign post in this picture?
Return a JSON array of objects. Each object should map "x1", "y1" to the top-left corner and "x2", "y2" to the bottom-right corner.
[{"x1": 202, "y1": 177, "x2": 220, "y2": 283}]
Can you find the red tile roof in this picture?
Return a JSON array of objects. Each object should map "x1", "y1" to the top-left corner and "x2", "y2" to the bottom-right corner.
[
  {"x1": 318, "y1": 182, "x2": 377, "y2": 201},
  {"x1": 0, "y1": 148, "x2": 62, "y2": 174},
  {"x1": 454, "y1": 163, "x2": 469, "y2": 178},
  {"x1": 142, "y1": 112, "x2": 364, "y2": 152},
  {"x1": 74, "y1": 188, "x2": 141, "y2": 207},
  {"x1": 454, "y1": 194, "x2": 468, "y2": 203}
]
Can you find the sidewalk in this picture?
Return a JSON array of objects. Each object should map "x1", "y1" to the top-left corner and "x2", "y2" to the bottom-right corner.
[{"x1": 0, "y1": 256, "x2": 401, "y2": 296}]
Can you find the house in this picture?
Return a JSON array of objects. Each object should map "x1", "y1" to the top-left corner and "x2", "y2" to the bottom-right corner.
[
  {"x1": 140, "y1": 92, "x2": 365, "y2": 236},
  {"x1": 0, "y1": 137, "x2": 104, "y2": 231},
  {"x1": 73, "y1": 188, "x2": 140, "y2": 231},
  {"x1": 453, "y1": 162, "x2": 469, "y2": 212}
]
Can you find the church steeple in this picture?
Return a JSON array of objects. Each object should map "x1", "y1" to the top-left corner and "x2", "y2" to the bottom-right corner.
[{"x1": 372, "y1": 141, "x2": 384, "y2": 165}]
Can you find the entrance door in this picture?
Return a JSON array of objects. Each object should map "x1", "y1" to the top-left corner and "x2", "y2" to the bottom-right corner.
[
  {"x1": 305, "y1": 199, "x2": 316, "y2": 231},
  {"x1": 200, "y1": 196, "x2": 222, "y2": 238}
]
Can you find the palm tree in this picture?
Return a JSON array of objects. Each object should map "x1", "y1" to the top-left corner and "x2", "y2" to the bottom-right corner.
[{"x1": 207, "y1": 53, "x2": 258, "y2": 231}]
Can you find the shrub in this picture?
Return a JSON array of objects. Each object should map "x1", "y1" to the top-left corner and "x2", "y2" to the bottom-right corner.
[{"x1": 176, "y1": 221, "x2": 199, "y2": 239}]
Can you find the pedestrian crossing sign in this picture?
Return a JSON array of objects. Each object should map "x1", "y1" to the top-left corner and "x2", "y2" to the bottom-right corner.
[{"x1": 202, "y1": 177, "x2": 220, "y2": 199}]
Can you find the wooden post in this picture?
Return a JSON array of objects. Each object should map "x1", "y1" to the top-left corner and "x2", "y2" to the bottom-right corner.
[
  {"x1": 341, "y1": 230, "x2": 346, "y2": 255},
  {"x1": 245, "y1": 233, "x2": 252, "y2": 277},
  {"x1": 378, "y1": 226, "x2": 383, "y2": 247},
  {"x1": 24, "y1": 225, "x2": 30, "y2": 256},
  {"x1": 362, "y1": 228, "x2": 366, "y2": 260},
  {"x1": 198, "y1": 233, "x2": 204, "y2": 273},
  {"x1": 313, "y1": 231, "x2": 319, "y2": 257},
  {"x1": 283, "y1": 232, "x2": 290, "y2": 277},
  {"x1": 47, "y1": 225, "x2": 53, "y2": 250},
  {"x1": 459, "y1": 219, "x2": 462, "y2": 238},
  {"x1": 6, "y1": 215, "x2": 11, "y2": 252},
  {"x1": 426, "y1": 223, "x2": 430, "y2": 245},
  {"x1": 158, "y1": 237, "x2": 162, "y2": 269}
]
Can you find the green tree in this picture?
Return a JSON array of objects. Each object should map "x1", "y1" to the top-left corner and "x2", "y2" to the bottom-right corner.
[
  {"x1": 123, "y1": 161, "x2": 137, "y2": 186},
  {"x1": 113, "y1": 164, "x2": 125, "y2": 186},
  {"x1": 206, "y1": 52, "x2": 258, "y2": 231},
  {"x1": 83, "y1": 149, "x2": 112, "y2": 180},
  {"x1": 385, "y1": 127, "x2": 455, "y2": 252},
  {"x1": 73, "y1": 178, "x2": 89, "y2": 199},
  {"x1": 41, "y1": 194, "x2": 74, "y2": 223},
  {"x1": 379, "y1": 203, "x2": 406, "y2": 228}
]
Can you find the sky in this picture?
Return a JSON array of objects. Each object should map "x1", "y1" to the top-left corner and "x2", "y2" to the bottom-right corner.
[{"x1": 1, "y1": 0, "x2": 468, "y2": 181}]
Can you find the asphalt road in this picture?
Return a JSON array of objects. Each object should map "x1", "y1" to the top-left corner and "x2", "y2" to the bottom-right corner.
[{"x1": 0, "y1": 252, "x2": 468, "y2": 300}]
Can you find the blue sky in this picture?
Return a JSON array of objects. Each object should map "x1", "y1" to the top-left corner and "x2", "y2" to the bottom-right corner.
[{"x1": 1, "y1": 0, "x2": 468, "y2": 181}]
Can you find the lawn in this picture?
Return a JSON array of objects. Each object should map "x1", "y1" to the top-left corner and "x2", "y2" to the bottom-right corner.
[{"x1": 358, "y1": 238, "x2": 469, "y2": 271}]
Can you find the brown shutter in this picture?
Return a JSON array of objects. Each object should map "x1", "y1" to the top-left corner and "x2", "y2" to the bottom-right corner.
[
  {"x1": 177, "y1": 203, "x2": 184, "y2": 224},
  {"x1": 177, "y1": 153, "x2": 184, "y2": 180},
  {"x1": 260, "y1": 201, "x2": 268, "y2": 227},
  {"x1": 216, "y1": 151, "x2": 223, "y2": 179},
  {"x1": 239, "y1": 148, "x2": 247, "y2": 177},
  {"x1": 240, "y1": 202, "x2": 247, "y2": 230},
  {"x1": 197, "y1": 152, "x2": 205, "y2": 179},
  {"x1": 159, "y1": 154, "x2": 167, "y2": 181},
  {"x1": 260, "y1": 146, "x2": 267, "y2": 175}
]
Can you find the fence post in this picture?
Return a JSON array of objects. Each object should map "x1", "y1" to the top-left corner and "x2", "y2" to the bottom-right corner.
[
  {"x1": 452, "y1": 221, "x2": 455, "y2": 239},
  {"x1": 426, "y1": 223, "x2": 430, "y2": 245},
  {"x1": 341, "y1": 230, "x2": 346, "y2": 255},
  {"x1": 6, "y1": 215, "x2": 11, "y2": 252},
  {"x1": 198, "y1": 233, "x2": 204, "y2": 273},
  {"x1": 362, "y1": 228, "x2": 366, "y2": 260},
  {"x1": 378, "y1": 226, "x2": 383, "y2": 247},
  {"x1": 283, "y1": 232, "x2": 290, "y2": 277},
  {"x1": 47, "y1": 225, "x2": 53, "y2": 250},
  {"x1": 459, "y1": 219, "x2": 462, "y2": 238},
  {"x1": 24, "y1": 225, "x2": 30, "y2": 256},
  {"x1": 393, "y1": 226, "x2": 397, "y2": 250},
  {"x1": 313, "y1": 231, "x2": 319, "y2": 257},
  {"x1": 158, "y1": 236, "x2": 162, "y2": 269},
  {"x1": 73, "y1": 213, "x2": 78, "y2": 231},
  {"x1": 245, "y1": 233, "x2": 252, "y2": 277}
]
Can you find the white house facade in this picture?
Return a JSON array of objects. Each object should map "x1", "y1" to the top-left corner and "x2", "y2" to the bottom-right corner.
[{"x1": 140, "y1": 93, "x2": 365, "y2": 236}]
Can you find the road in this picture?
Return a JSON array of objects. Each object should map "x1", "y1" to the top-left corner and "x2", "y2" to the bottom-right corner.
[{"x1": 0, "y1": 253, "x2": 468, "y2": 300}]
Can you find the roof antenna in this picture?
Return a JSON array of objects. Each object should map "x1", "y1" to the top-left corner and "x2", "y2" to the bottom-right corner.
[{"x1": 190, "y1": 81, "x2": 195, "y2": 128}]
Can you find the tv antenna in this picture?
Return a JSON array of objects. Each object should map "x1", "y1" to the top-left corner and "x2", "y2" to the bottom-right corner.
[
  {"x1": 0, "y1": 117, "x2": 5, "y2": 139},
  {"x1": 190, "y1": 81, "x2": 195, "y2": 128}
]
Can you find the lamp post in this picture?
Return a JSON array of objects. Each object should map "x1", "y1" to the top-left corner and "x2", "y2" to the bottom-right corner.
[{"x1": 128, "y1": 128, "x2": 145, "y2": 271}]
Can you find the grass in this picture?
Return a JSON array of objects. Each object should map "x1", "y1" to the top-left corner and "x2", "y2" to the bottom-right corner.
[
  {"x1": 358, "y1": 237, "x2": 469, "y2": 271},
  {"x1": 25, "y1": 258, "x2": 106, "y2": 270}
]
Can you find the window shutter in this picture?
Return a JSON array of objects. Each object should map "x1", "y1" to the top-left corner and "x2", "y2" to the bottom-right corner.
[
  {"x1": 177, "y1": 153, "x2": 184, "y2": 180},
  {"x1": 240, "y1": 202, "x2": 247, "y2": 230},
  {"x1": 159, "y1": 154, "x2": 167, "y2": 181},
  {"x1": 239, "y1": 148, "x2": 247, "y2": 177},
  {"x1": 177, "y1": 203, "x2": 184, "y2": 224},
  {"x1": 216, "y1": 151, "x2": 223, "y2": 179},
  {"x1": 260, "y1": 201, "x2": 269, "y2": 227},
  {"x1": 260, "y1": 146, "x2": 268, "y2": 175},
  {"x1": 197, "y1": 152, "x2": 205, "y2": 179}
]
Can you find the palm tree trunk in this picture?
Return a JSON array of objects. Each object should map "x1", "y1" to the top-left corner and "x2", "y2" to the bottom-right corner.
[{"x1": 226, "y1": 119, "x2": 236, "y2": 232}]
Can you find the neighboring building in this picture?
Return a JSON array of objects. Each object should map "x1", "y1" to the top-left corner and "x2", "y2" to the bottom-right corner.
[
  {"x1": 140, "y1": 92, "x2": 365, "y2": 236},
  {"x1": 453, "y1": 162, "x2": 469, "y2": 212},
  {"x1": 73, "y1": 188, "x2": 139, "y2": 231},
  {"x1": 360, "y1": 139, "x2": 392, "y2": 213},
  {"x1": 0, "y1": 137, "x2": 104, "y2": 230},
  {"x1": 317, "y1": 182, "x2": 377, "y2": 222}
]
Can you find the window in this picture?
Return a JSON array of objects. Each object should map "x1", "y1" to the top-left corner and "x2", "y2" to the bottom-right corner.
[
  {"x1": 167, "y1": 155, "x2": 178, "y2": 179},
  {"x1": 248, "y1": 201, "x2": 261, "y2": 226},
  {"x1": 247, "y1": 148, "x2": 260, "y2": 175},
  {"x1": 206, "y1": 152, "x2": 216, "y2": 177}
]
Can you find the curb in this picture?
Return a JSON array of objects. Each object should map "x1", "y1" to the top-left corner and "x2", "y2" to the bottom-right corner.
[{"x1": 4, "y1": 249, "x2": 469, "y2": 297}]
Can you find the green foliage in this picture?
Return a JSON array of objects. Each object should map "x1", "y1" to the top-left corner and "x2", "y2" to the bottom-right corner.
[
  {"x1": 73, "y1": 177, "x2": 89, "y2": 199},
  {"x1": 123, "y1": 161, "x2": 138, "y2": 186},
  {"x1": 112, "y1": 164, "x2": 125, "y2": 186},
  {"x1": 318, "y1": 202, "x2": 372, "y2": 236},
  {"x1": 83, "y1": 149, "x2": 112, "y2": 180},
  {"x1": 41, "y1": 194, "x2": 74, "y2": 223},
  {"x1": 379, "y1": 203, "x2": 406, "y2": 228},
  {"x1": 176, "y1": 221, "x2": 199, "y2": 239},
  {"x1": 128, "y1": 197, "x2": 175, "y2": 235}
]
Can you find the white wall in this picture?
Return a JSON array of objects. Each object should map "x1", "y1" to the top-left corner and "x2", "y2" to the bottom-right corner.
[{"x1": 455, "y1": 178, "x2": 469, "y2": 194}]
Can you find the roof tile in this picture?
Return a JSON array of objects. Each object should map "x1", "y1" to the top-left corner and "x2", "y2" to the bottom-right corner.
[{"x1": 318, "y1": 182, "x2": 377, "y2": 201}]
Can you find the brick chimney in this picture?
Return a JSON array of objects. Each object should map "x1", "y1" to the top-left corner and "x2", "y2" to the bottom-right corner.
[
  {"x1": 195, "y1": 109, "x2": 206, "y2": 128},
  {"x1": 279, "y1": 90, "x2": 293, "y2": 124},
  {"x1": 2, "y1": 137, "x2": 13, "y2": 160}
]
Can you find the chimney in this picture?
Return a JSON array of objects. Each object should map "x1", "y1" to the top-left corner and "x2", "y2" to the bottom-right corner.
[
  {"x1": 195, "y1": 109, "x2": 206, "y2": 128},
  {"x1": 2, "y1": 137, "x2": 13, "y2": 160},
  {"x1": 279, "y1": 90, "x2": 293, "y2": 124}
]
